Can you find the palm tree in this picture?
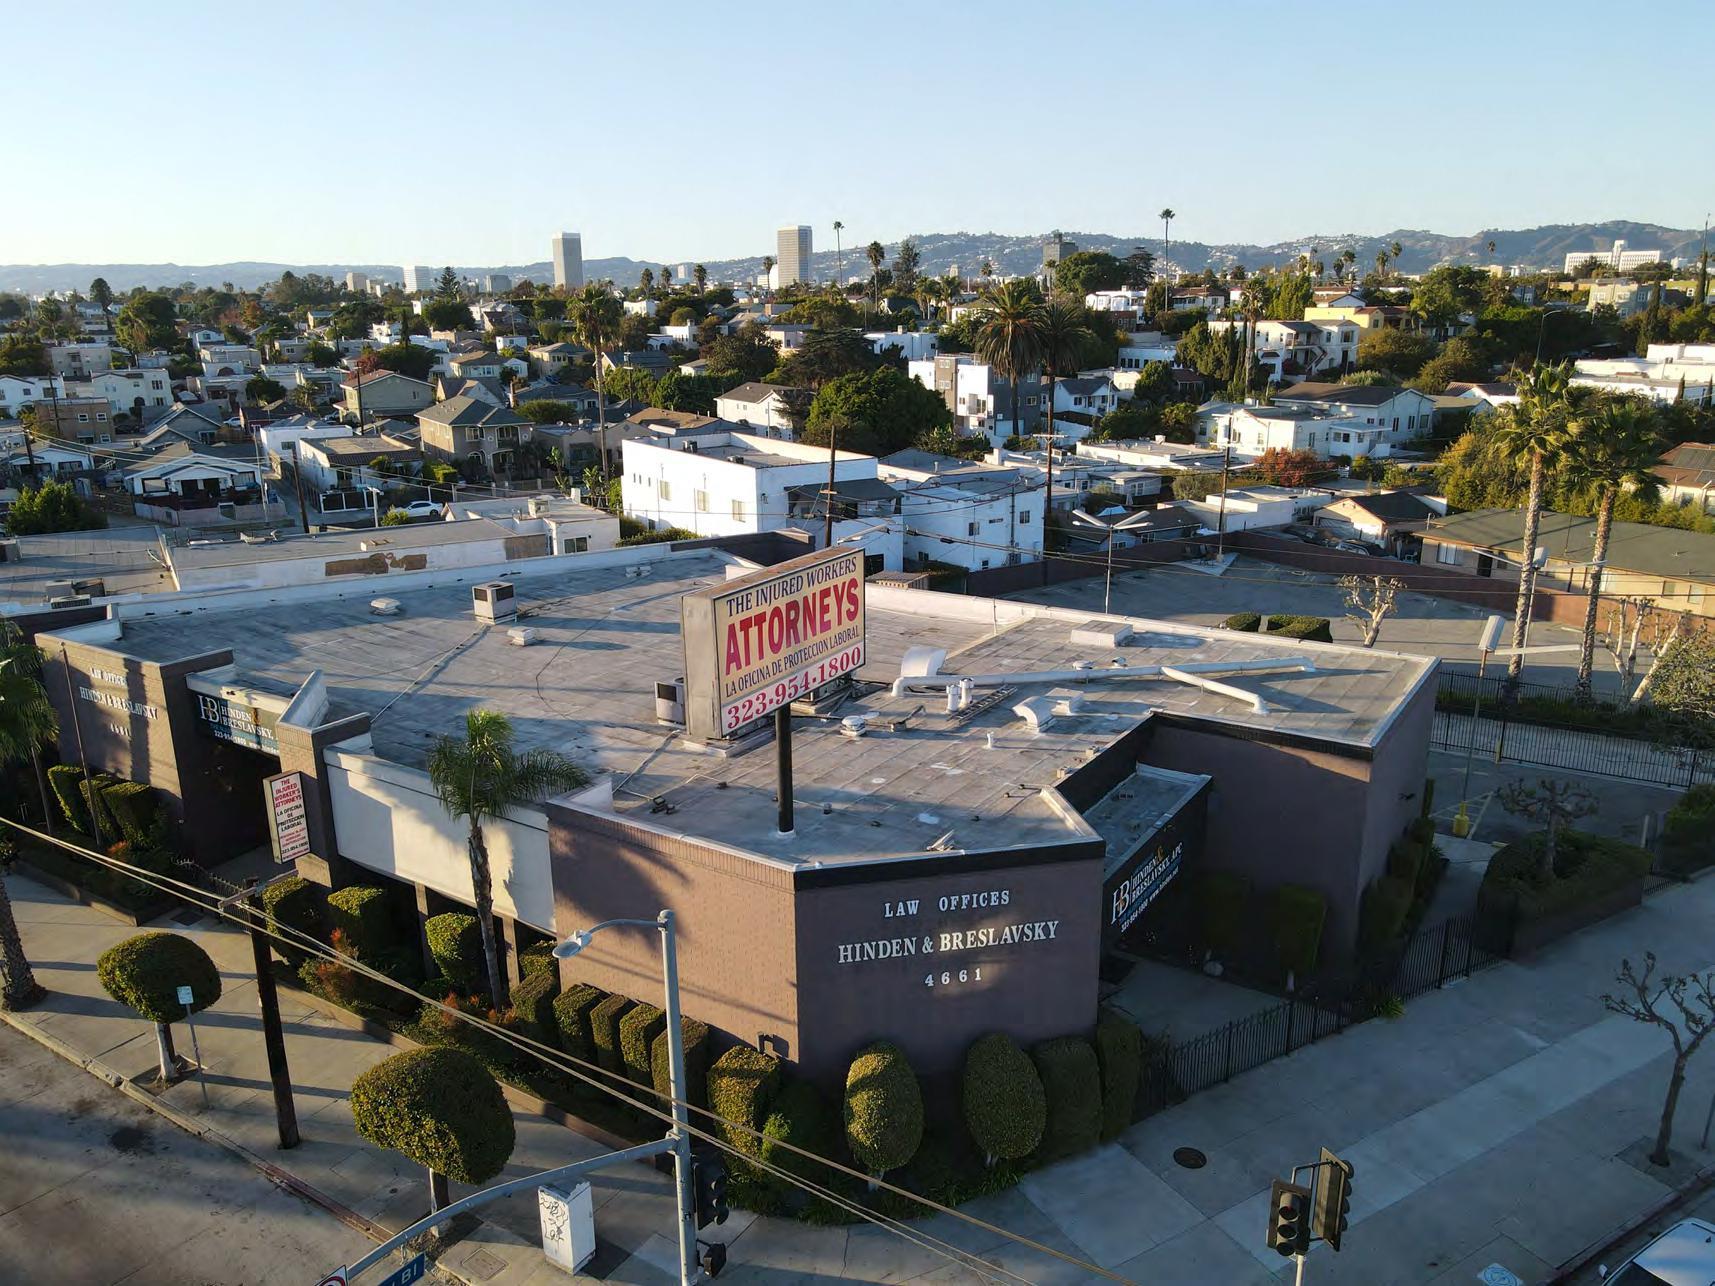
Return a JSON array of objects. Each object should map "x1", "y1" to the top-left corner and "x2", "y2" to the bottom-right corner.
[
  {"x1": 866, "y1": 241, "x2": 886, "y2": 320},
  {"x1": 1038, "y1": 296, "x2": 1095, "y2": 449},
  {"x1": 639, "y1": 267, "x2": 654, "y2": 299},
  {"x1": 1390, "y1": 240, "x2": 1403, "y2": 267},
  {"x1": 974, "y1": 280, "x2": 1048, "y2": 563},
  {"x1": 0, "y1": 628, "x2": 54, "y2": 1010},
  {"x1": 833, "y1": 220, "x2": 845, "y2": 287},
  {"x1": 693, "y1": 264, "x2": 707, "y2": 293},
  {"x1": 427, "y1": 710, "x2": 587, "y2": 1010},
  {"x1": 1564, "y1": 397, "x2": 1664, "y2": 701},
  {"x1": 1375, "y1": 250, "x2": 1390, "y2": 279},
  {"x1": 760, "y1": 255, "x2": 775, "y2": 301},
  {"x1": 1493, "y1": 361, "x2": 1576, "y2": 689},
  {"x1": 1159, "y1": 209, "x2": 1176, "y2": 281},
  {"x1": 567, "y1": 284, "x2": 622, "y2": 474}
]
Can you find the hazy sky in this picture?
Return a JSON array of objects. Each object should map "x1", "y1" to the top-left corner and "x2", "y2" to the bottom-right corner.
[{"x1": 2, "y1": 0, "x2": 1709, "y2": 266}]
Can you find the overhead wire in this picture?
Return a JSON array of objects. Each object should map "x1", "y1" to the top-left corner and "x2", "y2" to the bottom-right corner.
[{"x1": 0, "y1": 817, "x2": 1128, "y2": 1283}]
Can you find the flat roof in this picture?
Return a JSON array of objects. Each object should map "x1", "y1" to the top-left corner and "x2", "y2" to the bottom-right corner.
[
  {"x1": 166, "y1": 517, "x2": 519, "y2": 571},
  {"x1": 76, "y1": 551, "x2": 1433, "y2": 869},
  {"x1": 0, "y1": 529, "x2": 174, "y2": 606}
]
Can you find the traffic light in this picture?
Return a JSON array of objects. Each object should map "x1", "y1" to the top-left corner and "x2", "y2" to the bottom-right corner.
[
  {"x1": 1267, "y1": 1179, "x2": 1312, "y2": 1257},
  {"x1": 1312, "y1": 1148, "x2": 1354, "y2": 1252},
  {"x1": 693, "y1": 1154, "x2": 729, "y2": 1229},
  {"x1": 699, "y1": 1240, "x2": 727, "y2": 1278}
]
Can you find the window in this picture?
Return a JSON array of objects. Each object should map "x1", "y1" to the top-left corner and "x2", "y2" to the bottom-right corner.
[
  {"x1": 564, "y1": 536, "x2": 589, "y2": 554},
  {"x1": 1019, "y1": 511, "x2": 1031, "y2": 524},
  {"x1": 731, "y1": 498, "x2": 745, "y2": 521},
  {"x1": 77, "y1": 412, "x2": 89, "y2": 422},
  {"x1": 1436, "y1": 543, "x2": 1461, "y2": 565},
  {"x1": 694, "y1": 489, "x2": 708, "y2": 512},
  {"x1": 967, "y1": 521, "x2": 979, "y2": 536},
  {"x1": 658, "y1": 479, "x2": 671, "y2": 500}
]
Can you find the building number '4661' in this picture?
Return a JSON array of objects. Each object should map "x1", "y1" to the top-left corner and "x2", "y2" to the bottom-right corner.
[{"x1": 924, "y1": 968, "x2": 982, "y2": 987}]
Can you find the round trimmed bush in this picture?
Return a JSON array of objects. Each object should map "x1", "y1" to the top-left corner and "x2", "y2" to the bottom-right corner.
[
  {"x1": 962, "y1": 1032, "x2": 1046, "y2": 1164},
  {"x1": 97, "y1": 932, "x2": 222, "y2": 1023},
  {"x1": 350, "y1": 1047, "x2": 515, "y2": 1184},
  {"x1": 843, "y1": 1041, "x2": 923, "y2": 1177},
  {"x1": 1031, "y1": 1037, "x2": 1101, "y2": 1161},
  {"x1": 424, "y1": 912, "x2": 482, "y2": 992}
]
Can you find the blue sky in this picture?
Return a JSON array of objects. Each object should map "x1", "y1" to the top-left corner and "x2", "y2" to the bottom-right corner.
[{"x1": 1, "y1": 0, "x2": 1708, "y2": 266}]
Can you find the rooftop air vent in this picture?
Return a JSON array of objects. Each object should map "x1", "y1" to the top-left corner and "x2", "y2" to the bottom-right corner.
[
  {"x1": 472, "y1": 580, "x2": 516, "y2": 623},
  {"x1": 1071, "y1": 620, "x2": 1133, "y2": 648},
  {"x1": 840, "y1": 714, "x2": 870, "y2": 738},
  {"x1": 369, "y1": 597, "x2": 401, "y2": 616},
  {"x1": 506, "y1": 627, "x2": 537, "y2": 647}
]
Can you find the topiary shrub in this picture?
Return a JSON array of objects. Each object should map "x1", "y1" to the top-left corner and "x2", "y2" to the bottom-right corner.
[
  {"x1": 618, "y1": 1002, "x2": 665, "y2": 1089},
  {"x1": 1386, "y1": 837, "x2": 1423, "y2": 886},
  {"x1": 758, "y1": 1078, "x2": 835, "y2": 1187},
  {"x1": 1272, "y1": 885, "x2": 1326, "y2": 981},
  {"x1": 97, "y1": 931, "x2": 222, "y2": 1022},
  {"x1": 1359, "y1": 876, "x2": 1413, "y2": 954},
  {"x1": 261, "y1": 875, "x2": 325, "y2": 961},
  {"x1": 1661, "y1": 783, "x2": 1715, "y2": 877},
  {"x1": 588, "y1": 993, "x2": 633, "y2": 1076},
  {"x1": 961, "y1": 1032, "x2": 1046, "y2": 1165},
  {"x1": 1094, "y1": 1012, "x2": 1142, "y2": 1141},
  {"x1": 1266, "y1": 614, "x2": 1334, "y2": 643},
  {"x1": 326, "y1": 886, "x2": 395, "y2": 961},
  {"x1": 47, "y1": 764, "x2": 89, "y2": 833},
  {"x1": 843, "y1": 1041, "x2": 924, "y2": 1178},
  {"x1": 518, "y1": 940, "x2": 557, "y2": 979},
  {"x1": 79, "y1": 774, "x2": 120, "y2": 840},
  {"x1": 509, "y1": 965, "x2": 559, "y2": 1045},
  {"x1": 651, "y1": 1017, "x2": 711, "y2": 1110},
  {"x1": 1222, "y1": 612, "x2": 1262, "y2": 632},
  {"x1": 1030, "y1": 1037, "x2": 1102, "y2": 1161},
  {"x1": 1194, "y1": 869, "x2": 1251, "y2": 958},
  {"x1": 552, "y1": 983, "x2": 607, "y2": 1065},
  {"x1": 100, "y1": 780, "x2": 159, "y2": 846},
  {"x1": 708, "y1": 1045, "x2": 781, "y2": 1161},
  {"x1": 424, "y1": 912, "x2": 483, "y2": 992},
  {"x1": 350, "y1": 1047, "x2": 515, "y2": 1209}
]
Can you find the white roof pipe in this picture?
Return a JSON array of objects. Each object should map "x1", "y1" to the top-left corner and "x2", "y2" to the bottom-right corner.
[
  {"x1": 1158, "y1": 666, "x2": 1269, "y2": 714},
  {"x1": 891, "y1": 656, "x2": 1315, "y2": 698}
]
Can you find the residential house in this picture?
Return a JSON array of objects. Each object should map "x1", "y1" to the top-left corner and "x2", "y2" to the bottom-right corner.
[
  {"x1": 342, "y1": 370, "x2": 435, "y2": 423},
  {"x1": 1176, "y1": 486, "x2": 1297, "y2": 533},
  {"x1": 714, "y1": 382, "x2": 807, "y2": 438},
  {"x1": 1170, "y1": 287, "x2": 1228, "y2": 313},
  {"x1": 1445, "y1": 382, "x2": 1520, "y2": 416},
  {"x1": 1206, "y1": 319, "x2": 1360, "y2": 380},
  {"x1": 1585, "y1": 280, "x2": 1653, "y2": 318},
  {"x1": 1272, "y1": 382, "x2": 1437, "y2": 445},
  {"x1": 31, "y1": 397, "x2": 113, "y2": 444},
  {"x1": 416, "y1": 395, "x2": 531, "y2": 476},
  {"x1": 1117, "y1": 332, "x2": 1179, "y2": 369},
  {"x1": 0, "y1": 375, "x2": 65, "y2": 415},
  {"x1": 122, "y1": 442, "x2": 277, "y2": 527},
  {"x1": 46, "y1": 343, "x2": 112, "y2": 379},
  {"x1": 866, "y1": 329, "x2": 938, "y2": 362},
  {"x1": 599, "y1": 350, "x2": 674, "y2": 379},
  {"x1": 68, "y1": 367, "x2": 172, "y2": 420},
  {"x1": 1195, "y1": 402, "x2": 1393, "y2": 460},
  {"x1": 257, "y1": 418, "x2": 350, "y2": 472},
  {"x1": 909, "y1": 355, "x2": 1044, "y2": 444},
  {"x1": 0, "y1": 433, "x2": 95, "y2": 481},
  {"x1": 439, "y1": 495, "x2": 620, "y2": 556},
  {"x1": 1050, "y1": 376, "x2": 1119, "y2": 429},
  {"x1": 296, "y1": 432, "x2": 420, "y2": 495},
  {"x1": 1312, "y1": 491, "x2": 1436, "y2": 556},
  {"x1": 1077, "y1": 438, "x2": 1233, "y2": 477},
  {"x1": 197, "y1": 343, "x2": 261, "y2": 375},
  {"x1": 136, "y1": 404, "x2": 225, "y2": 448},
  {"x1": 446, "y1": 350, "x2": 526, "y2": 382},
  {"x1": 982, "y1": 447, "x2": 1163, "y2": 511},
  {"x1": 762, "y1": 324, "x2": 812, "y2": 353},
  {"x1": 1656, "y1": 442, "x2": 1715, "y2": 511},
  {"x1": 1421, "y1": 507, "x2": 1715, "y2": 617},
  {"x1": 1573, "y1": 344, "x2": 1715, "y2": 406},
  {"x1": 526, "y1": 341, "x2": 590, "y2": 377},
  {"x1": 878, "y1": 449, "x2": 1043, "y2": 571}
]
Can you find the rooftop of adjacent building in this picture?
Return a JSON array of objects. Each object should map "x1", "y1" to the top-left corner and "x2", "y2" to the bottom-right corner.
[
  {"x1": 0, "y1": 528, "x2": 174, "y2": 606},
  {"x1": 58, "y1": 548, "x2": 1434, "y2": 868},
  {"x1": 1427, "y1": 507, "x2": 1715, "y2": 584}
]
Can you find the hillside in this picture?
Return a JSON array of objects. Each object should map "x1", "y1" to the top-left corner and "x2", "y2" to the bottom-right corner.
[{"x1": 1, "y1": 221, "x2": 1702, "y2": 295}]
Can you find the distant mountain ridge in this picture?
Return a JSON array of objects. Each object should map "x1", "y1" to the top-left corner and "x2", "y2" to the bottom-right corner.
[{"x1": 2, "y1": 221, "x2": 1702, "y2": 294}]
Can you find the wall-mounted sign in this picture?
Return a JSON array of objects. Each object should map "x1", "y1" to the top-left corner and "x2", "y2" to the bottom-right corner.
[
  {"x1": 265, "y1": 771, "x2": 311, "y2": 864},
  {"x1": 680, "y1": 546, "x2": 866, "y2": 740},
  {"x1": 1103, "y1": 783, "x2": 1208, "y2": 947},
  {"x1": 77, "y1": 684, "x2": 158, "y2": 721},
  {"x1": 196, "y1": 692, "x2": 280, "y2": 754}
]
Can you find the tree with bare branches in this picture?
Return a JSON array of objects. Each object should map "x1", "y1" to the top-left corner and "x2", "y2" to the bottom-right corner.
[
  {"x1": 1602, "y1": 953, "x2": 1715, "y2": 1166},
  {"x1": 1339, "y1": 574, "x2": 1406, "y2": 648},
  {"x1": 1497, "y1": 778, "x2": 1597, "y2": 881}
]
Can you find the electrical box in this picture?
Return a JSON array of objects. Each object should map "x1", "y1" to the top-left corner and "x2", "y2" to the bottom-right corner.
[{"x1": 538, "y1": 1181, "x2": 595, "y2": 1274}]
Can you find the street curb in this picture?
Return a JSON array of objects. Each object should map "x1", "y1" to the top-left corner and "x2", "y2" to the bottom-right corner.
[
  {"x1": 0, "y1": 1009, "x2": 475, "y2": 1284},
  {"x1": 1547, "y1": 1161, "x2": 1715, "y2": 1282}
]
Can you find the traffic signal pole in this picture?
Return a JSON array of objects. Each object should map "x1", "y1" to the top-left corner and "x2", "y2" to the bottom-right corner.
[{"x1": 659, "y1": 909, "x2": 700, "y2": 1286}]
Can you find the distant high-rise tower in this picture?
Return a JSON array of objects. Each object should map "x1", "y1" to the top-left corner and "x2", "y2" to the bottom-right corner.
[
  {"x1": 552, "y1": 233, "x2": 584, "y2": 290},
  {"x1": 402, "y1": 265, "x2": 433, "y2": 294},
  {"x1": 344, "y1": 271, "x2": 368, "y2": 293},
  {"x1": 485, "y1": 274, "x2": 512, "y2": 294},
  {"x1": 776, "y1": 225, "x2": 812, "y2": 287}
]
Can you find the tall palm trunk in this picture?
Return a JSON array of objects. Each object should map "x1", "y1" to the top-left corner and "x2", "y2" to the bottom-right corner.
[
  {"x1": 1575, "y1": 488, "x2": 1616, "y2": 702},
  {"x1": 465, "y1": 819, "x2": 506, "y2": 1011},
  {"x1": 1506, "y1": 453, "x2": 1546, "y2": 691},
  {"x1": 0, "y1": 874, "x2": 42, "y2": 1010},
  {"x1": 594, "y1": 347, "x2": 610, "y2": 477}
]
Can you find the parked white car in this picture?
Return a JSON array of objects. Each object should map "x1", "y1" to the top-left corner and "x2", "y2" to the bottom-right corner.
[
  {"x1": 1600, "y1": 1217, "x2": 1715, "y2": 1284},
  {"x1": 400, "y1": 500, "x2": 443, "y2": 519}
]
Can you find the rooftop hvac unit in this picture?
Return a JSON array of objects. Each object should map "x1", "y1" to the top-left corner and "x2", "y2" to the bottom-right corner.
[
  {"x1": 472, "y1": 580, "x2": 516, "y2": 622},
  {"x1": 0, "y1": 539, "x2": 18, "y2": 563},
  {"x1": 46, "y1": 594, "x2": 92, "y2": 609},
  {"x1": 655, "y1": 678, "x2": 686, "y2": 726},
  {"x1": 370, "y1": 597, "x2": 401, "y2": 616},
  {"x1": 42, "y1": 579, "x2": 76, "y2": 599}
]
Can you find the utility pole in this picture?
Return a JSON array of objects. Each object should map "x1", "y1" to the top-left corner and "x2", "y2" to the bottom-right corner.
[
  {"x1": 1041, "y1": 418, "x2": 1055, "y2": 587},
  {"x1": 241, "y1": 878, "x2": 299, "y2": 1149},
  {"x1": 822, "y1": 417, "x2": 838, "y2": 549},
  {"x1": 1214, "y1": 445, "x2": 1232, "y2": 560},
  {"x1": 288, "y1": 441, "x2": 310, "y2": 534}
]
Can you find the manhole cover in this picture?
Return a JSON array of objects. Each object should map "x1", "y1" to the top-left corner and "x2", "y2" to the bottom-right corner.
[{"x1": 1172, "y1": 1147, "x2": 1207, "y2": 1169}]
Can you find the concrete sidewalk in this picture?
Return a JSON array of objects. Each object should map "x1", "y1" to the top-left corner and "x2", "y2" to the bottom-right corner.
[{"x1": 9, "y1": 862, "x2": 1715, "y2": 1284}]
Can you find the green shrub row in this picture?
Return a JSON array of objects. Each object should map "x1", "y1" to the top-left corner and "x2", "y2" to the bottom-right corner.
[
  {"x1": 552, "y1": 983, "x2": 607, "y2": 1065},
  {"x1": 1661, "y1": 784, "x2": 1715, "y2": 877},
  {"x1": 1271, "y1": 885, "x2": 1326, "y2": 980},
  {"x1": 1222, "y1": 612, "x2": 1261, "y2": 632},
  {"x1": 424, "y1": 912, "x2": 482, "y2": 992},
  {"x1": 1480, "y1": 828, "x2": 1652, "y2": 921},
  {"x1": 618, "y1": 1003, "x2": 665, "y2": 1088},
  {"x1": 1094, "y1": 1013, "x2": 1142, "y2": 1141},
  {"x1": 1030, "y1": 1037, "x2": 1102, "y2": 1161},
  {"x1": 1265, "y1": 614, "x2": 1334, "y2": 643},
  {"x1": 844, "y1": 1041, "x2": 923, "y2": 1176},
  {"x1": 589, "y1": 993, "x2": 632, "y2": 1075},
  {"x1": 651, "y1": 1017, "x2": 711, "y2": 1110},
  {"x1": 510, "y1": 966, "x2": 560, "y2": 1045},
  {"x1": 327, "y1": 886, "x2": 396, "y2": 961},
  {"x1": 708, "y1": 1045, "x2": 782, "y2": 1161}
]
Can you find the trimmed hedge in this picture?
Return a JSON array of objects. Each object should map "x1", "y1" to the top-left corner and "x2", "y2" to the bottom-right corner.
[
  {"x1": 551, "y1": 983, "x2": 607, "y2": 1064},
  {"x1": 96, "y1": 932, "x2": 222, "y2": 1024},
  {"x1": 1360, "y1": 876, "x2": 1413, "y2": 954},
  {"x1": 261, "y1": 875, "x2": 325, "y2": 957},
  {"x1": 1195, "y1": 870, "x2": 1251, "y2": 957},
  {"x1": 1480, "y1": 829, "x2": 1653, "y2": 921},
  {"x1": 326, "y1": 886, "x2": 395, "y2": 961},
  {"x1": 962, "y1": 1032, "x2": 1046, "y2": 1163},
  {"x1": 1661, "y1": 784, "x2": 1715, "y2": 877},
  {"x1": 589, "y1": 993, "x2": 633, "y2": 1075},
  {"x1": 47, "y1": 764, "x2": 89, "y2": 833},
  {"x1": 651, "y1": 1017, "x2": 711, "y2": 1110},
  {"x1": 1031, "y1": 1037, "x2": 1102, "y2": 1161},
  {"x1": 1266, "y1": 614, "x2": 1334, "y2": 643},
  {"x1": 79, "y1": 774, "x2": 119, "y2": 840},
  {"x1": 1271, "y1": 885, "x2": 1326, "y2": 979},
  {"x1": 758, "y1": 1078, "x2": 834, "y2": 1186},
  {"x1": 1094, "y1": 1012, "x2": 1142, "y2": 1141},
  {"x1": 1223, "y1": 612, "x2": 1262, "y2": 632},
  {"x1": 618, "y1": 1002, "x2": 665, "y2": 1088},
  {"x1": 510, "y1": 965, "x2": 559, "y2": 1044},
  {"x1": 425, "y1": 912, "x2": 483, "y2": 992},
  {"x1": 843, "y1": 1041, "x2": 923, "y2": 1176},
  {"x1": 518, "y1": 940, "x2": 557, "y2": 979},
  {"x1": 100, "y1": 780, "x2": 159, "y2": 846},
  {"x1": 350, "y1": 1047, "x2": 515, "y2": 1184},
  {"x1": 708, "y1": 1045, "x2": 781, "y2": 1160}
]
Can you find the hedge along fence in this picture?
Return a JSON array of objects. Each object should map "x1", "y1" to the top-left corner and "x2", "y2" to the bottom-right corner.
[
  {"x1": 651, "y1": 1017, "x2": 710, "y2": 1110},
  {"x1": 1270, "y1": 885, "x2": 1327, "y2": 982},
  {"x1": 326, "y1": 886, "x2": 396, "y2": 962},
  {"x1": 1194, "y1": 870, "x2": 1252, "y2": 960},
  {"x1": 552, "y1": 983, "x2": 607, "y2": 1065},
  {"x1": 1031, "y1": 1037, "x2": 1102, "y2": 1162},
  {"x1": 425, "y1": 912, "x2": 483, "y2": 993},
  {"x1": 79, "y1": 774, "x2": 120, "y2": 840},
  {"x1": 618, "y1": 1002, "x2": 665, "y2": 1089},
  {"x1": 588, "y1": 993, "x2": 633, "y2": 1076},
  {"x1": 510, "y1": 966, "x2": 560, "y2": 1045},
  {"x1": 708, "y1": 1045, "x2": 781, "y2": 1163},
  {"x1": 843, "y1": 1041, "x2": 924, "y2": 1179},
  {"x1": 962, "y1": 1032, "x2": 1046, "y2": 1165},
  {"x1": 1094, "y1": 1012, "x2": 1143, "y2": 1141}
]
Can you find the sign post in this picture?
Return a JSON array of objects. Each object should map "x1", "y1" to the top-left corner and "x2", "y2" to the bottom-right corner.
[{"x1": 176, "y1": 984, "x2": 209, "y2": 1108}]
